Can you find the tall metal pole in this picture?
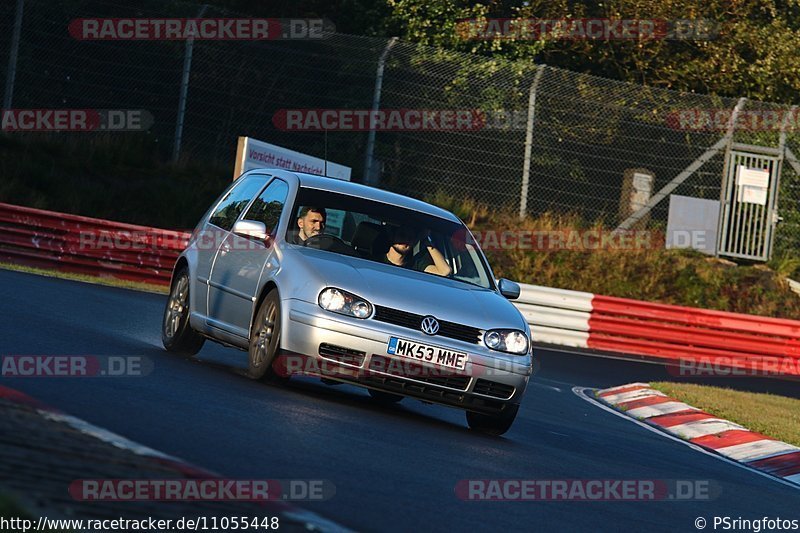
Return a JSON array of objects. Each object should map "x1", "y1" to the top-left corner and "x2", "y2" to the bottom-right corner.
[
  {"x1": 363, "y1": 37, "x2": 397, "y2": 186},
  {"x1": 767, "y1": 104, "x2": 796, "y2": 259},
  {"x1": 172, "y1": 4, "x2": 208, "y2": 163},
  {"x1": 519, "y1": 64, "x2": 545, "y2": 220},
  {"x1": 3, "y1": 0, "x2": 25, "y2": 111}
]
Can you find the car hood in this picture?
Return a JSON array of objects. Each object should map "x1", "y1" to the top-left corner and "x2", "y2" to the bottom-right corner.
[{"x1": 291, "y1": 247, "x2": 527, "y2": 331}]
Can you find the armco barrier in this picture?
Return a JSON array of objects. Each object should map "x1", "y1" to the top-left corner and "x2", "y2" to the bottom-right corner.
[
  {"x1": 518, "y1": 284, "x2": 800, "y2": 377},
  {"x1": 1, "y1": 202, "x2": 798, "y2": 377},
  {"x1": 0, "y1": 203, "x2": 189, "y2": 286},
  {"x1": 514, "y1": 285, "x2": 592, "y2": 348}
]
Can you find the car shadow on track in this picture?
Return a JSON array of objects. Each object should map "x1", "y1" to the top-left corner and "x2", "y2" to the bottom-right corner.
[{"x1": 173, "y1": 348, "x2": 533, "y2": 440}]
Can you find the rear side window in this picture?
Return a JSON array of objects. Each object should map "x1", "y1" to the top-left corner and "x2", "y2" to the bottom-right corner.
[
  {"x1": 242, "y1": 179, "x2": 289, "y2": 236},
  {"x1": 209, "y1": 176, "x2": 267, "y2": 231}
]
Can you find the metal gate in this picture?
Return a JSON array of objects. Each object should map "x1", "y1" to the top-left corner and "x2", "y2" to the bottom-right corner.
[{"x1": 717, "y1": 148, "x2": 782, "y2": 261}]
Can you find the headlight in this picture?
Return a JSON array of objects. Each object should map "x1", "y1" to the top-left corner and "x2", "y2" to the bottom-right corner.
[
  {"x1": 483, "y1": 329, "x2": 529, "y2": 355},
  {"x1": 318, "y1": 288, "x2": 372, "y2": 319}
]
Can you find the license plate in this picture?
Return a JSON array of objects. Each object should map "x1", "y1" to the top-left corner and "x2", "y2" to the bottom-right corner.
[{"x1": 387, "y1": 337, "x2": 468, "y2": 371}]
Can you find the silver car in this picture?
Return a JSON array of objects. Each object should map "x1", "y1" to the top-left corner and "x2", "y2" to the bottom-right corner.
[{"x1": 162, "y1": 170, "x2": 533, "y2": 434}]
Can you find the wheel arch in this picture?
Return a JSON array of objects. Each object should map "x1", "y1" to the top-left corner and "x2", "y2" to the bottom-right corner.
[
  {"x1": 252, "y1": 280, "x2": 280, "y2": 335},
  {"x1": 170, "y1": 256, "x2": 190, "y2": 286}
]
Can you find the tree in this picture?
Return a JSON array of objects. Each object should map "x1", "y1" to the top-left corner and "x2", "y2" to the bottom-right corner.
[{"x1": 384, "y1": 0, "x2": 800, "y2": 104}]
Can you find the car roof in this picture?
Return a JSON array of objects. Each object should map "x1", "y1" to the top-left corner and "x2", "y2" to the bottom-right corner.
[{"x1": 261, "y1": 170, "x2": 461, "y2": 223}]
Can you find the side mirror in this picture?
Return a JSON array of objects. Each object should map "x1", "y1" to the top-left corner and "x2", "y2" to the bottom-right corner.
[
  {"x1": 497, "y1": 278, "x2": 521, "y2": 300},
  {"x1": 233, "y1": 220, "x2": 268, "y2": 241}
]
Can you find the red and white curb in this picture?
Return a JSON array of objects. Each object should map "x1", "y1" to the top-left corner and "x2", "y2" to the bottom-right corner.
[
  {"x1": 0, "y1": 386, "x2": 351, "y2": 532},
  {"x1": 596, "y1": 383, "x2": 800, "y2": 487}
]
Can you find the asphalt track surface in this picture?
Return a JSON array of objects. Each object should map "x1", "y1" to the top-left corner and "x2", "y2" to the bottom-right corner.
[{"x1": 2, "y1": 268, "x2": 799, "y2": 532}]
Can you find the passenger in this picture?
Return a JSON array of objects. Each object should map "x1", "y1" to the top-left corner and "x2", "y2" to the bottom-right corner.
[
  {"x1": 383, "y1": 226, "x2": 453, "y2": 277},
  {"x1": 291, "y1": 206, "x2": 327, "y2": 243}
]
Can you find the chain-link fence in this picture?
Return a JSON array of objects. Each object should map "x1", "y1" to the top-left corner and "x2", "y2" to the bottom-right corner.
[{"x1": 4, "y1": 0, "x2": 800, "y2": 262}]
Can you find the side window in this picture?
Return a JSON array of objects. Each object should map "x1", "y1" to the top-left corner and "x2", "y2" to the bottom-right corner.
[
  {"x1": 242, "y1": 179, "x2": 289, "y2": 236},
  {"x1": 209, "y1": 176, "x2": 266, "y2": 231}
]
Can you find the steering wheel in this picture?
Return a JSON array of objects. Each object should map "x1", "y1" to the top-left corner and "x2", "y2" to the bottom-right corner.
[{"x1": 303, "y1": 233, "x2": 349, "y2": 252}]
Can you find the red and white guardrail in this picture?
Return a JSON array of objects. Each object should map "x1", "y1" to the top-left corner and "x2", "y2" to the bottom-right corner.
[
  {"x1": 1, "y1": 202, "x2": 798, "y2": 377},
  {"x1": 0, "y1": 202, "x2": 188, "y2": 286},
  {"x1": 517, "y1": 284, "x2": 800, "y2": 377}
]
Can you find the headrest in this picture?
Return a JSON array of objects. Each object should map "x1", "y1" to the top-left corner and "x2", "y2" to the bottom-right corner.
[{"x1": 351, "y1": 221, "x2": 384, "y2": 257}]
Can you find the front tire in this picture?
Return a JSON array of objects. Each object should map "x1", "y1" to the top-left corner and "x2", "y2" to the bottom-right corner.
[
  {"x1": 162, "y1": 267, "x2": 205, "y2": 356},
  {"x1": 466, "y1": 404, "x2": 519, "y2": 436},
  {"x1": 248, "y1": 289, "x2": 282, "y2": 380}
]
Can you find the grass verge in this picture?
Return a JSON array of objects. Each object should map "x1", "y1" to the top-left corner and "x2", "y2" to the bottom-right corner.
[
  {"x1": 0, "y1": 263, "x2": 168, "y2": 295},
  {"x1": 651, "y1": 382, "x2": 800, "y2": 447},
  {"x1": 0, "y1": 494, "x2": 65, "y2": 531},
  {"x1": 0, "y1": 493, "x2": 30, "y2": 518}
]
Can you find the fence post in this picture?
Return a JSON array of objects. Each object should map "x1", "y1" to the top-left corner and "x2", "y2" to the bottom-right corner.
[
  {"x1": 172, "y1": 4, "x2": 208, "y2": 163},
  {"x1": 519, "y1": 65, "x2": 545, "y2": 220},
  {"x1": 362, "y1": 37, "x2": 397, "y2": 186},
  {"x1": 764, "y1": 104, "x2": 796, "y2": 259},
  {"x1": 3, "y1": 0, "x2": 24, "y2": 111},
  {"x1": 714, "y1": 97, "x2": 747, "y2": 255}
]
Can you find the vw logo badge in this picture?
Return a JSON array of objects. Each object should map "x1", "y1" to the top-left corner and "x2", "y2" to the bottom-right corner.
[{"x1": 420, "y1": 316, "x2": 440, "y2": 335}]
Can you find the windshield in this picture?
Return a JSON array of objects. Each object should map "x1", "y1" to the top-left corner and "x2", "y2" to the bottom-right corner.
[{"x1": 285, "y1": 187, "x2": 495, "y2": 290}]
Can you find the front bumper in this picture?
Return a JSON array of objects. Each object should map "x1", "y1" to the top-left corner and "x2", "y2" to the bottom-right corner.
[{"x1": 280, "y1": 298, "x2": 532, "y2": 414}]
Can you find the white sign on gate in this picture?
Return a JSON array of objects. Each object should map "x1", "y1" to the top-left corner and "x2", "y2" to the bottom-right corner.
[{"x1": 736, "y1": 166, "x2": 769, "y2": 205}]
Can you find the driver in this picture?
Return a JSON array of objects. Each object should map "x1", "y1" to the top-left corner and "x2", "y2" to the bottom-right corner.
[
  {"x1": 291, "y1": 206, "x2": 327, "y2": 244},
  {"x1": 383, "y1": 226, "x2": 452, "y2": 277}
]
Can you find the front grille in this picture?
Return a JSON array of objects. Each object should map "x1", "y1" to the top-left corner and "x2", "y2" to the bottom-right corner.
[
  {"x1": 373, "y1": 305, "x2": 482, "y2": 344},
  {"x1": 473, "y1": 379, "x2": 516, "y2": 399},
  {"x1": 369, "y1": 355, "x2": 470, "y2": 390},
  {"x1": 318, "y1": 343, "x2": 366, "y2": 367}
]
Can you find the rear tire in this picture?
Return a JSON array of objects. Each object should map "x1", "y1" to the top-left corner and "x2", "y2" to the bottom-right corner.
[
  {"x1": 248, "y1": 289, "x2": 283, "y2": 381},
  {"x1": 162, "y1": 267, "x2": 205, "y2": 356},
  {"x1": 368, "y1": 389, "x2": 404, "y2": 404},
  {"x1": 466, "y1": 404, "x2": 519, "y2": 436}
]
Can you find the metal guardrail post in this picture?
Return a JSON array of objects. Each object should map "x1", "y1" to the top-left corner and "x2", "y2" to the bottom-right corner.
[
  {"x1": 362, "y1": 37, "x2": 397, "y2": 187},
  {"x1": 172, "y1": 4, "x2": 208, "y2": 163},
  {"x1": 767, "y1": 105, "x2": 798, "y2": 258},
  {"x1": 519, "y1": 65, "x2": 546, "y2": 220},
  {"x1": 3, "y1": 0, "x2": 24, "y2": 111}
]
